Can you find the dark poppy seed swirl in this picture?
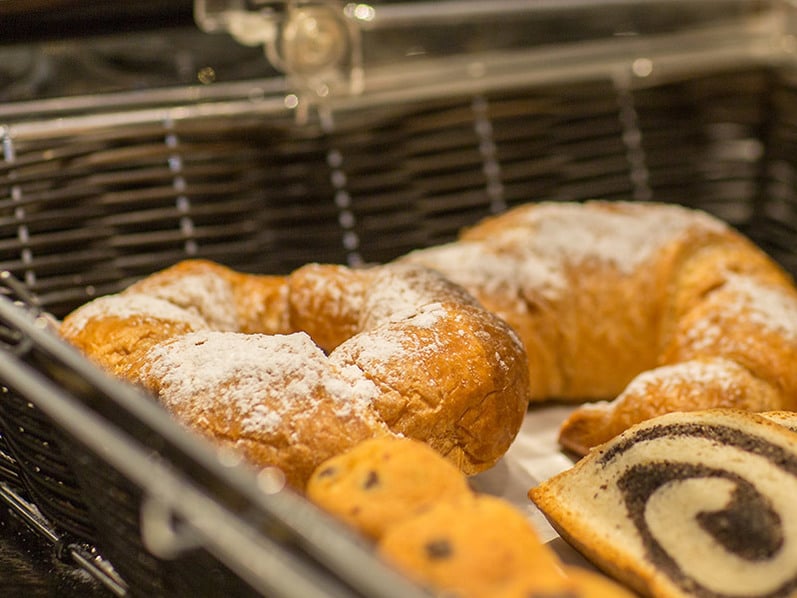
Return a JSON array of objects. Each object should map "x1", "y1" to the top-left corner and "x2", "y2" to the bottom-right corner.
[{"x1": 530, "y1": 411, "x2": 797, "y2": 598}]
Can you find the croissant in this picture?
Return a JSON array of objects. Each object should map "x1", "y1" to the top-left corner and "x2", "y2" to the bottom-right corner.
[
  {"x1": 401, "y1": 200, "x2": 797, "y2": 454},
  {"x1": 60, "y1": 259, "x2": 531, "y2": 489}
]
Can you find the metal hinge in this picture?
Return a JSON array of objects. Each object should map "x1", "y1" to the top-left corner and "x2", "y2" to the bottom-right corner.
[{"x1": 194, "y1": 0, "x2": 363, "y2": 99}]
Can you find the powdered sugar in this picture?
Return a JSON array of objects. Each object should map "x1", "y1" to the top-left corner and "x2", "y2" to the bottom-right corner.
[
  {"x1": 360, "y1": 264, "x2": 471, "y2": 329},
  {"x1": 332, "y1": 303, "x2": 457, "y2": 384},
  {"x1": 684, "y1": 273, "x2": 797, "y2": 350},
  {"x1": 321, "y1": 363, "x2": 381, "y2": 418},
  {"x1": 61, "y1": 293, "x2": 209, "y2": 337},
  {"x1": 143, "y1": 331, "x2": 379, "y2": 438},
  {"x1": 684, "y1": 319, "x2": 725, "y2": 352},
  {"x1": 404, "y1": 242, "x2": 566, "y2": 307},
  {"x1": 404, "y1": 302, "x2": 448, "y2": 329},
  {"x1": 333, "y1": 325, "x2": 442, "y2": 380},
  {"x1": 620, "y1": 359, "x2": 741, "y2": 400},
  {"x1": 133, "y1": 271, "x2": 239, "y2": 331},
  {"x1": 295, "y1": 265, "x2": 367, "y2": 322},
  {"x1": 723, "y1": 273, "x2": 797, "y2": 342},
  {"x1": 405, "y1": 202, "x2": 726, "y2": 303},
  {"x1": 362, "y1": 269, "x2": 431, "y2": 326},
  {"x1": 500, "y1": 201, "x2": 727, "y2": 275}
]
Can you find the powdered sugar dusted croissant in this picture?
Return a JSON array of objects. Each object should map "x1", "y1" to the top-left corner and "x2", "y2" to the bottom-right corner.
[
  {"x1": 60, "y1": 259, "x2": 531, "y2": 489},
  {"x1": 401, "y1": 200, "x2": 797, "y2": 454}
]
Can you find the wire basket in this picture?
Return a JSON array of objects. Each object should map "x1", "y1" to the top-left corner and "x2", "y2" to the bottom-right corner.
[{"x1": 0, "y1": 1, "x2": 796, "y2": 595}]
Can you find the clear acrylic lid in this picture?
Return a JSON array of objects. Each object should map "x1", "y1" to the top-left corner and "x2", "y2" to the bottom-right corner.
[{"x1": 194, "y1": 0, "x2": 787, "y2": 103}]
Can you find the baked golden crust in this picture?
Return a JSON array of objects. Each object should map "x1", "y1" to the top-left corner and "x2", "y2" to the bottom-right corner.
[
  {"x1": 306, "y1": 436, "x2": 472, "y2": 540},
  {"x1": 60, "y1": 294, "x2": 207, "y2": 380},
  {"x1": 60, "y1": 259, "x2": 531, "y2": 489},
  {"x1": 377, "y1": 495, "x2": 568, "y2": 597},
  {"x1": 126, "y1": 259, "x2": 291, "y2": 334},
  {"x1": 402, "y1": 200, "x2": 797, "y2": 454},
  {"x1": 558, "y1": 357, "x2": 784, "y2": 456}
]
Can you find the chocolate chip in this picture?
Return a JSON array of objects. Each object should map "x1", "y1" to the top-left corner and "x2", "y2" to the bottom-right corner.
[
  {"x1": 316, "y1": 466, "x2": 337, "y2": 478},
  {"x1": 363, "y1": 470, "x2": 380, "y2": 489},
  {"x1": 424, "y1": 538, "x2": 453, "y2": 560}
]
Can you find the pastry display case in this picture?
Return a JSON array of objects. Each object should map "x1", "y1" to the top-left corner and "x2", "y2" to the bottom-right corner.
[{"x1": 0, "y1": 0, "x2": 794, "y2": 595}]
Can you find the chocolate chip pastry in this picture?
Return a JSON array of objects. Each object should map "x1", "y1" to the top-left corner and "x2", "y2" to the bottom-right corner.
[{"x1": 308, "y1": 436, "x2": 635, "y2": 598}]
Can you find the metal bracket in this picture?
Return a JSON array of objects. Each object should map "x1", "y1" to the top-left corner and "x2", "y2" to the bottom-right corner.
[{"x1": 195, "y1": 0, "x2": 363, "y2": 99}]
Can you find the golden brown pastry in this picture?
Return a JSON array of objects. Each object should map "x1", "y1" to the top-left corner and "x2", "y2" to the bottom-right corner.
[
  {"x1": 759, "y1": 410, "x2": 797, "y2": 432},
  {"x1": 60, "y1": 259, "x2": 530, "y2": 489},
  {"x1": 306, "y1": 436, "x2": 472, "y2": 540},
  {"x1": 557, "y1": 357, "x2": 783, "y2": 455},
  {"x1": 308, "y1": 436, "x2": 635, "y2": 597},
  {"x1": 377, "y1": 495, "x2": 573, "y2": 598},
  {"x1": 530, "y1": 409, "x2": 797, "y2": 598},
  {"x1": 400, "y1": 200, "x2": 797, "y2": 454}
]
